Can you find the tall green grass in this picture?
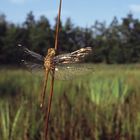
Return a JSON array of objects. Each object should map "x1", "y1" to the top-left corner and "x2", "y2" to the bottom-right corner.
[{"x1": 0, "y1": 65, "x2": 140, "y2": 140}]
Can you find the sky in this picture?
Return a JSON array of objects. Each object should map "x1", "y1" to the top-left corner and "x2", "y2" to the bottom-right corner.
[{"x1": 0, "y1": 0, "x2": 140, "y2": 27}]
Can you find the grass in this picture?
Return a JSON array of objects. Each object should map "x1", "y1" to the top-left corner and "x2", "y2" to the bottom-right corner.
[{"x1": 0, "y1": 64, "x2": 140, "y2": 140}]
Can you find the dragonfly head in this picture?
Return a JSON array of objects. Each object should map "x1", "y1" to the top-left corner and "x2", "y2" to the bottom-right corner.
[{"x1": 47, "y1": 48, "x2": 56, "y2": 57}]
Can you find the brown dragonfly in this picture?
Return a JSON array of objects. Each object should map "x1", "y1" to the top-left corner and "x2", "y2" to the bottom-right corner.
[{"x1": 18, "y1": 44, "x2": 92, "y2": 107}]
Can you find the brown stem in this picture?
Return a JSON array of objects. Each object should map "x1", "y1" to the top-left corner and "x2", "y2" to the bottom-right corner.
[
  {"x1": 44, "y1": 70, "x2": 55, "y2": 140},
  {"x1": 40, "y1": 70, "x2": 49, "y2": 108},
  {"x1": 44, "y1": 0, "x2": 62, "y2": 139},
  {"x1": 55, "y1": 0, "x2": 62, "y2": 51}
]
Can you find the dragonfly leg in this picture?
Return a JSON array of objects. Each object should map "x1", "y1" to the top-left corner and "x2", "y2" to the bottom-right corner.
[{"x1": 40, "y1": 70, "x2": 49, "y2": 108}]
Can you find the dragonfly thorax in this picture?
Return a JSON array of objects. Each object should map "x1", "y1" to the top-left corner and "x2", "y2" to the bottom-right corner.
[{"x1": 44, "y1": 48, "x2": 56, "y2": 70}]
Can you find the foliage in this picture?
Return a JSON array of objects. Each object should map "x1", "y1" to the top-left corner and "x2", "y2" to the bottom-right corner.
[
  {"x1": 0, "y1": 12, "x2": 140, "y2": 64},
  {"x1": 0, "y1": 102, "x2": 25, "y2": 140}
]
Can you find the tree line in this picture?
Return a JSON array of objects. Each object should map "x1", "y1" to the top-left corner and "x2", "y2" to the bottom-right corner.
[{"x1": 0, "y1": 11, "x2": 140, "y2": 65}]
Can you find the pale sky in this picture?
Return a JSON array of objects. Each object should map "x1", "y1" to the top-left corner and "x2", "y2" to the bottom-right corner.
[{"x1": 0, "y1": 0, "x2": 140, "y2": 27}]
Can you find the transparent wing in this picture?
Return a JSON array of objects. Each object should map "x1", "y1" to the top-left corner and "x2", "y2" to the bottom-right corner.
[
  {"x1": 52, "y1": 64, "x2": 94, "y2": 80},
  {"x1": 54, "y1": 47, "x2": 92, "y2": 64},
  {"x1": 18, "y1": 44, "x2": 45, "y2": 73},
  {"x1": 52, "y1": 47, "x2": 93, "y2": 80},
  {"x1": 22, "y1": 60, "x2": 44, "y2": 71},
  {"x1": 18, "y1": 44, "x2": 44, "y2": 62}
]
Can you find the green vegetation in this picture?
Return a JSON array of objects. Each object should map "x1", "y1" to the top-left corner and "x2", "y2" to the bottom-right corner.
[
  {"x1": 0, "y1": 65, "x2": 140, "y2": 140},
  {"x1": 0, "y1": 12, "x2": 140, "y2": 65}
]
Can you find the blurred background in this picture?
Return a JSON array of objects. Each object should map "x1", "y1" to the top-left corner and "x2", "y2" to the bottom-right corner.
[{"x1": 0, "y1": 0, "x2": 140, "y2": 140}]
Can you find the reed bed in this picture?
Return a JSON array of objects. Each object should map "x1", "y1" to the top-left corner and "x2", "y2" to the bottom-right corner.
[{"x1": 0, "y1": 65, "x2": 140, "y2": 140}]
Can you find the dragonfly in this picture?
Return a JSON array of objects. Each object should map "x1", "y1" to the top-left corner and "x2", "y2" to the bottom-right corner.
[{"x1": 18, "y1": 44, "x2": 92, "y2": 107}]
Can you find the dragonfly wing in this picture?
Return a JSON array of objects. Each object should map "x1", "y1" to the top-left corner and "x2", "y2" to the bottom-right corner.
[
  {"x1": 18, "y1": 44, "x2": 45, "y2": 62},
  {"x1": 54, "y1": 47, "x2": 92, "y2": 64},
  {"x1": 22, "y1": 60, "x2": 45, "y2": 75},
  {"x1": 51, "y1": 64, "x2": 93, "y2": 80},
  {"x1": 18, "y1": 44, "x2": 45, "y2": 74}
]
